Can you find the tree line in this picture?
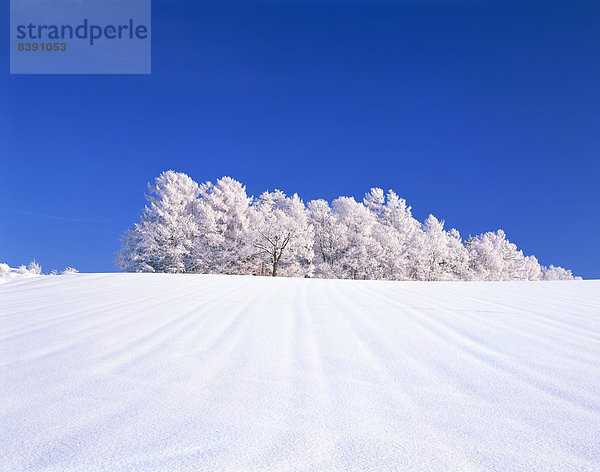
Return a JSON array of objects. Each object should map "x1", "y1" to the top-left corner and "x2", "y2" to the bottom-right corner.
[{"x1": 116, "y1": 171, "x2": 576, "y2": 281}]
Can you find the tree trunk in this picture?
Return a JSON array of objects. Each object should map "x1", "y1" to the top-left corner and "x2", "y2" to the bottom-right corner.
[{"x1": 272, "y1": 249, "x2": 278, "y2": 277}]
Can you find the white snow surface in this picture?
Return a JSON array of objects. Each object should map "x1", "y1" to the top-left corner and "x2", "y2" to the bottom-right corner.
[
  {"x1": 0, "y1": 266, "x2": 42, "y2": 284},
  {"x1": 1, "y1": 274, "x2": 599, "y2": 471}
]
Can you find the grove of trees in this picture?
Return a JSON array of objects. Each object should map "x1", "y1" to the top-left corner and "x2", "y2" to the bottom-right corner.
[{"x1": 116, "y1": 171, "x2": 577, "y2": 281}]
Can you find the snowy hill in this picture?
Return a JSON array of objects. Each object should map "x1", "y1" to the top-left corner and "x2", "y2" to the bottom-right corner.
[{"x1": 1, "y1": 274, "x2": 599, "y2": 471}]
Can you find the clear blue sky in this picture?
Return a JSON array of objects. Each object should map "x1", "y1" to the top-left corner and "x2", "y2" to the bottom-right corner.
[{"x1": 1, "y1": 0, "x2": 599, "y2": 278}]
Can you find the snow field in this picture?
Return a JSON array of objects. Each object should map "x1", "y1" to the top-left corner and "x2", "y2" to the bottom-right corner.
[{"x1": 1, "y1": 274, "x2": 599, "y2": 471}]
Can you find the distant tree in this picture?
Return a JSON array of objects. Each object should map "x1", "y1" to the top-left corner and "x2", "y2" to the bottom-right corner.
[
  {"x1": 414, "y1": 215, "x2": 453, "y2": 281},
  {"x1": 445, "y1": 228, "x2": 475, "y2": 281},
  {"x1": 329, "y1": 196, "x2": 382, "y2": 280},
  {"x1": 308, "y1": 199, "x2": 348, "y2": 278},
  {"x1": 117, "y1": 170, "x2": 200, "y2": 273},
  {"x1": 194, "y1": 176, "x2": 254, "y2": 274},
  {"x1": 542, "y1": 265, "x2": 575, "y2": 280},
  {"x1": 523, "y1": 255, "x2": 543, "y2": 281},
  {"x1": 467, "y1": 230, "x2": 539, "y2": 281},
  {"x1": 251, "y1": 190, "x2": 314, "y2": 277},
  {"x1": 363, "y1": 188, "x2": 425, "y2": 280}
]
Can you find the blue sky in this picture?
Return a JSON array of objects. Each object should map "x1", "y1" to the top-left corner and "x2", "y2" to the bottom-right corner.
[{"x1": 1, "y1": 0, "x2": 599, "y2": 278}]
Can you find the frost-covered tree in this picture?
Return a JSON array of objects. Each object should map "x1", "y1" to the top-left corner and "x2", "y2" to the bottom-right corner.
[
  {"x1": 444, "y1": 228, "x2": 474, "y2": 281},
  {"x1": 382, "y1": 191, "x2": 421, "y2": 250},
  {"x1": 363, "y1": 188, "x2": 422, "y2": 280},
  {"x1": 411, "y1": 215, "x2": 454, "y2": 281},
  {"x1": 308, "y1": 199, "x2": 345, "y2": 278},
  {"x1": 27, "y1": 260, "x2": 42, "y2": 275},
  {"x1": 194, "y1": 176, "x2": 254, "y2": 274},
  {"x1": 329, "y1": 196, "x2": 382, "y2": 280},
  {"x1": 117, "y1": 170, "x2": 200, "y2": 273},
  {"x1": 311, "y1": 194, "x2": 393, "y2": 280},
  {"x1": 542, "y1": 265, "x2": 575, "y2": 280},
  {"x1": 467, "y1": 230, "x2": 539, "y2": 281},
  {"x1": 250, "y1": 190, "x2": 314, "y2": 277},
  {"x1": 116, "y1": 226, "x2": 148, "y2": 272},
  {"x1": 522, "y1": 255, "x2": 543, "y2": 281},
  {"x1": 362, "y1": 188, "x2": 386, "y2": 219}
]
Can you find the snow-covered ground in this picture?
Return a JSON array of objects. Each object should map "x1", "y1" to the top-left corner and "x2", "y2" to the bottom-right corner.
[
  {"x1": 0, "y1": 264, "x2": 43, "y2": 284},
  {"x1": 1, "y1": 274, "x2": 599, "y2": 471}
]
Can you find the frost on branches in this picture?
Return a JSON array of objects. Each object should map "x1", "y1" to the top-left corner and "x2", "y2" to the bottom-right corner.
[
  {"x1": 115, "y1": 171, "x2": 200, "y2": 273},
  {"x1": 116, "y1": 171, "x2": 578, "y2": 280}
]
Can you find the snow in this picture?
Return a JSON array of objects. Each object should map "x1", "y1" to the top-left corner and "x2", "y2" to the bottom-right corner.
[
  {"x1": 1, "y1": 274, "x2": 599, "y2": 471},
  {"x1": 0, "y1": 265, "x2": 43, "y2": 284}
]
